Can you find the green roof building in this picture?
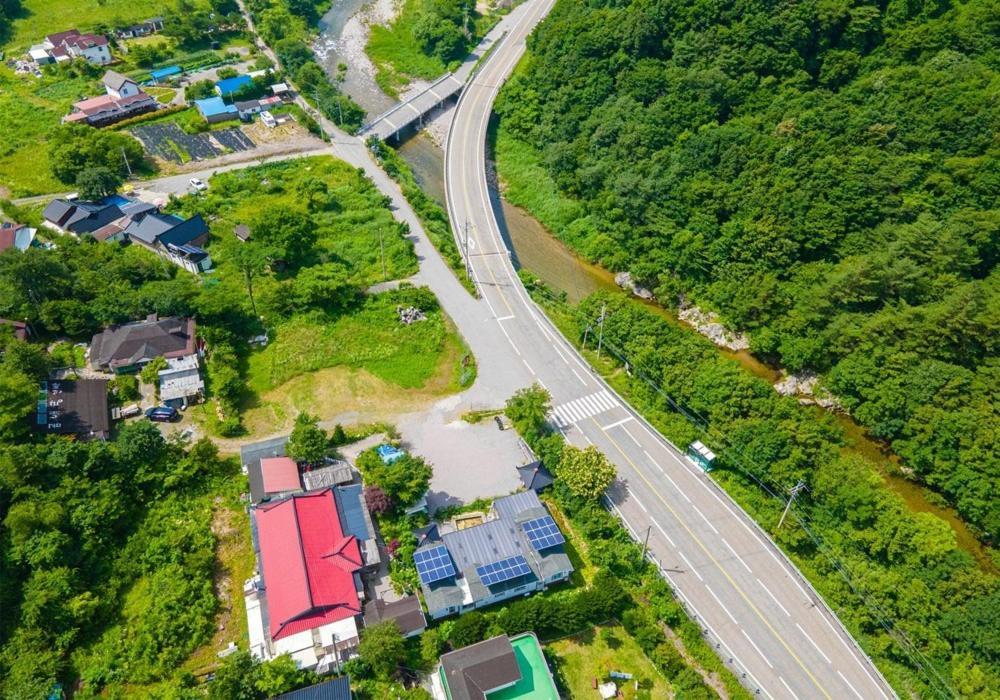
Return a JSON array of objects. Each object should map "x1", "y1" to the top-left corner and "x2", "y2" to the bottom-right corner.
[{"x1": 437, "y1": 633, "x2": 559, "y2": 700}]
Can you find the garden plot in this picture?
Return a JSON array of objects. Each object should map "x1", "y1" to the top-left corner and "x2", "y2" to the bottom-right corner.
[{"x1": 130, "y1": 123, "x2": 256, "y2": 163}]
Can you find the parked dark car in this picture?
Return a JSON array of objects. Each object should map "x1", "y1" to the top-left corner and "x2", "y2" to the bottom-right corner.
[{"x1": 145, "y1": 406, "x2": 179, "y2": 422}]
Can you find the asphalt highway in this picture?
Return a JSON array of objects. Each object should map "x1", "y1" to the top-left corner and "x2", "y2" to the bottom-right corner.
[{"x1": 443, "y1": 1, "x2": 897, "y2": 697}]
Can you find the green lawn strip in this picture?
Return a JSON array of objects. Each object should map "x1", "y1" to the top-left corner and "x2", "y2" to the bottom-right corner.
[{"x1": 368, "y1": 138, "x2": 477, "y2": 296}]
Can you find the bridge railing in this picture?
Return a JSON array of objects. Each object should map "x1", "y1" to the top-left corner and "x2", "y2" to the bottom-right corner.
[{"x1": 358, "y1": 72, "x2": 459, "y2": 135}]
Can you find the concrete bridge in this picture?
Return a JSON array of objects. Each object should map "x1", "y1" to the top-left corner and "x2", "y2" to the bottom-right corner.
[{"x1": 358, "y1": 72, "x2": 465, "y2": 141}]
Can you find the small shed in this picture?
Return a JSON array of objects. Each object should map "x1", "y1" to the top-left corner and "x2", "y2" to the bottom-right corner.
[
  {"x1": 687, "y1": 440, "x2": 716, "y2": 472},
  {"x1": 150, "y1": 65, "x2": 181, "y2": 82},
  {"x1": 194, "y1": 96, "x2": 237, "y2": 123}
]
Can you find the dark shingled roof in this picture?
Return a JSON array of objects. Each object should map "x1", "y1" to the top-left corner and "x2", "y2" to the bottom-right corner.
[
  {"x1": 440, "y1": 635, "x2": 521, "y2": 700},
  {"x1": 35, "y1": 378, "x2": 110, "y2": 439},
  {"x1": 42, "y1": 199, "x2": 123, "y2": 234},
  {"x1": 89, "y1": 315, "x2": 195, "y2": 370},
  {"x1": 516, "y1": 461, "x2": 554, "y2": 492},
  {"x1": 125, "y1": 212, "x2": 208, "y2": 248},
  {"x1": 273, "y1": 676, "x2": 352, "y2": 700},
  {"x1": 363, "y1": 595, "x2": 427, "y2": 637}
]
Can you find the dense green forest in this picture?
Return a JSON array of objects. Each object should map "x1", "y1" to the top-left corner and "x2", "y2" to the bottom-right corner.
[{"x1": 495, "y1": 0, "x2": 999, "y2": 538}]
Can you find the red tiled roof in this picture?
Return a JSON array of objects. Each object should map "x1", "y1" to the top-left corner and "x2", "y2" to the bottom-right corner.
[
  {"x1": 46, "y1": 29, "x2": 81, "y2": 45},
  {"x1": 66, "y1": 33, "x2": 108, "y2": 49},
  {"x1": 261, "y1": 457, "x2": 301, "y2": 494},
  {"x1": 255, "y1": 490, "x2": 362, "y2": 641}
]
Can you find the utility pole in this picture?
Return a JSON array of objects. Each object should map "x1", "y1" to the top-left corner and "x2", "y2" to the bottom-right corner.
[
  {"x1": 379, "y1": 228, "x2": 387, "y2": 281},
  {"x1": 596, "y1": 303, "x2": 607, "y2": 359},
  {"x1": 641, "y1": 525, "x2": 652, "y2": 560},
  {"x1": 777, "y1": 480, "x2": 807, "y2": 530},
  {"x1": 121, "y1": 147, "x2": 132, "y2": 177},
  {"x1": 582, "y1": 324, "x2": 591, "y2": 350}
]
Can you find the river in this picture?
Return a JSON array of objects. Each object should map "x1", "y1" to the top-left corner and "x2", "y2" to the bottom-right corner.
[
  {"x1": 397, "y1": 131, "x2": 995, "y2": 570},
  {"x1": 315, "y1": 0, "x2": 397, "y2": 117}
]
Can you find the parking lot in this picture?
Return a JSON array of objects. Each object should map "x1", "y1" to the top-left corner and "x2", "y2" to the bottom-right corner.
[{"x1": 131, "y1": 122, "x2": 257, "y2": 163}]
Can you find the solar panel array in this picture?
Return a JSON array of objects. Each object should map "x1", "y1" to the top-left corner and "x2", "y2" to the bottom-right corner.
[
  {"x1": 414, "y1": 545, "x2": 456, "y2": 585},
  {"x1": 476, "y1": 555, "x2": 532, "y2": 586},
  {"x1": 522, "y1": 516, "x2": 566, "y2": 551}
]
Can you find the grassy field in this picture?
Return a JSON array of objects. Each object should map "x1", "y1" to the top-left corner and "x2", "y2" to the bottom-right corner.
[
  {"x1": 238, "y1": 314, "x2": 471, "y2": 436},
  {"x1": 247, "y1": 289, "x2": 459, "y2": 393},
  {"x1": 2, "y1": 0, "x2": 198, "y2": 52},
  {"x1": 547, "y1": 625, "x2": 672, "y2": 699},
  {"x1": 0, "y1": 65, "x2": 98, "y2": 196}
]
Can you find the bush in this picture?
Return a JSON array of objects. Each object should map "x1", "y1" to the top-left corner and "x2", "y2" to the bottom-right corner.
[{"x1": 447, "y1": 611, "x2": 488, "y2": 649}]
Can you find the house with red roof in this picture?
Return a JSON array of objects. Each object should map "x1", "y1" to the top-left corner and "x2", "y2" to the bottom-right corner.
[
  {"x1": 38, "y1": 29, "x2": 112, "y2": 65},
  {"x1": 245, "y1": 490, "x2": 364, "y2": 672}
]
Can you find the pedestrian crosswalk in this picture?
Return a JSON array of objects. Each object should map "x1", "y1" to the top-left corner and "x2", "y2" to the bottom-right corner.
[{"x1": 551, "y1": 390, "x2": 620, "y2": 428}]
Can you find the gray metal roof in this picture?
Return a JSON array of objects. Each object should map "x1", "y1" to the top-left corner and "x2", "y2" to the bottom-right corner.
[
  {"x1": 274, "y1": 676, "x2": 351, "y2": 700},
  {"x1": 491, "y1": 490, "x2": 543, "y2": 520}
]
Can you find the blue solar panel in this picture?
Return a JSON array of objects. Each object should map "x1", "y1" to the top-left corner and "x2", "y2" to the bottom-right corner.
[
  {"x1": 475, "y1": 555, "x2": 532, "y2": 586},
  {"x1": 522, "y1": 516, "x2": 566, "y2": 551},
  {"x1": 414, "y1": 546, "x2": 455, "y2": 585}
]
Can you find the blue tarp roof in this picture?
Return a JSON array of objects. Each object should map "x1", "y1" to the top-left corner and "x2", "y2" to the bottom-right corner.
[
  {"x1": 216, "y1": 74, "x2": 253, "y2": 96},
  {"x1": 150, "y1": 65, "x2": 181, "y2": 80},
  {"x1": 194, "y1": 97, "x2": 237, "y2": 118}
]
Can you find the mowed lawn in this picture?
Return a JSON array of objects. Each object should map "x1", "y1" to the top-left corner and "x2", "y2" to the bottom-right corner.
[
  {"x1": 3, "y1": 0, "x2": 189, "y2": 52},
  {"x1": 547, "y1": 625, "x2": 672, "y2": 700}
]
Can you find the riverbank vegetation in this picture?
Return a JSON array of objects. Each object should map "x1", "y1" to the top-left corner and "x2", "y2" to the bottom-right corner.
[
  {"x1": 368, "y1": 138, "x2": 476, "y2": 294},
  {"x1": 248, "y1": 0, "x2": 365, "y2": 131},
  {"x1": 366, "y1": 0, "x2": 496, "y2": 96},
  {"x1": 495, "y1": 0, "x2": 999, "y2": 544},
  {"x1": 519, "y1": 277, "x2": 1000, "y2": 698}
]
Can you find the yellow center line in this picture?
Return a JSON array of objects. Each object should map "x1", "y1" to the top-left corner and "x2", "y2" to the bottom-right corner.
[{"x1": 592, "y1": 417, "x2": 833, "y2": 700}]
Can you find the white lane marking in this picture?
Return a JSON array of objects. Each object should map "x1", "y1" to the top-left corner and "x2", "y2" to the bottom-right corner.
[
  {"x1": 694, "y1": 505, "x2": 720, "y2": 534},
  {"x1": 795, "y1": 623, "x2": 832, "y2": 664},
  {"x1": 779, "y1": 676, "x2": 797, "y2": 698},
  {"x1": 660, "y1": 469, "x2": 692, "y2": 503},
  {"x1": 652, "y1": 518, "x2": 675, "y2": 547},
  {"x1": 722, "y1": 538, "x2": 752, "y2": 573},
  {"x1": 757, "y1": 578, "x2": 791, "y2": 617},
  {"x1": 601, "y1": 416, "x2": 634, "y2": 430},
  {"x1": 521, "y1": 358, "x2": 535, "y2": 375},
  {"x1": 815, "y1": 610, "x2": 889, "y2": 699},
  {"x1": 570, "y1": 367, "x2": 587, "y2": 386},
  {"x1": 620, "y1": 424, "x2": 642, "y2": 446},
  {"x1": 706, "y1": 585, "x2": 738, "y2": 624},
  {"x1": 742, "y1": 628, "x2": 773, "y2": 668},
  {"x1": 627, "y1": 488, "x2": 648, "y2": 513},
  {"x1": 495, "y1": 314, "x2": 514, "y2": 321},
  {"x1": 837, "y1": 671, "x2": 865, "y2": 700},
  {"x1": 677, "y1": 550, "x2": 703, "y2": 581}
]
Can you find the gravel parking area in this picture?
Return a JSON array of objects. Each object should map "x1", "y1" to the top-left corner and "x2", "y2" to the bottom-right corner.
[{"x1": 396, "y1": 394, "x2": 532, "y2": 512}]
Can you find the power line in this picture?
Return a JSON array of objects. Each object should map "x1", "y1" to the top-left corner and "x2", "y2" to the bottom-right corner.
[{"x1": 525, "y1": 282, "x2": 958, "y2": 698}]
